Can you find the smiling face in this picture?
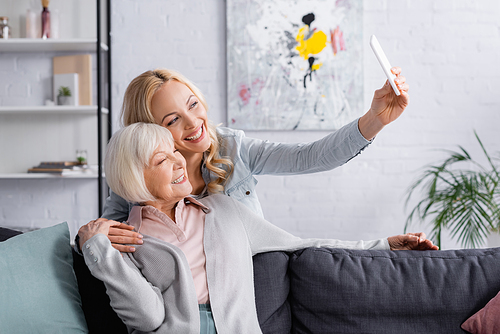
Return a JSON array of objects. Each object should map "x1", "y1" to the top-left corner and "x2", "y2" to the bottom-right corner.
[
  {"x1": 143, "y1": 139, "x2": 193, "y2": 212},
  {"x1": 150, "y1": 80, "x2": 211, "y2": 158}
]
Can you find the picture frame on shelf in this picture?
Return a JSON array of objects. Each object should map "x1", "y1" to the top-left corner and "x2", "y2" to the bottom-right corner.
[{"x1": 53, "y1": 54, "x2": 92, "y2": 105}]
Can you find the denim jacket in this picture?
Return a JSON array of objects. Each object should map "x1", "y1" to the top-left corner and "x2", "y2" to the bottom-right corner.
[{"x1": 101, "y1": 118, "x2": 371, "y2": 221}]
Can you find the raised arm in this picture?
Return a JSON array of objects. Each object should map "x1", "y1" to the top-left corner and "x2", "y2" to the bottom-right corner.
[
  {"x1": 238, "y1": 117, "x2": 371, "y2": 176},
  {"x1": 236, "y1": 67, "x2": 409, "y2": 176}
]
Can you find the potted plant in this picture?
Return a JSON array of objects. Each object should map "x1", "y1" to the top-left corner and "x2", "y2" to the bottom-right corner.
[
  {"x1": 57, "y1": 86, "x2": 72, "y2": 105},
  {"x1": 76, "y1": 149, "x2": 87, "y2": 165},
  {"x1": 405, "y1": 132, "x2": 500, "y2": 249}
]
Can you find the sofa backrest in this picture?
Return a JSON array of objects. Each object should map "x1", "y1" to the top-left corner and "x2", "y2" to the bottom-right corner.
[{"x1": 287, "y1": 247, "x2": 500, "y2": 334}]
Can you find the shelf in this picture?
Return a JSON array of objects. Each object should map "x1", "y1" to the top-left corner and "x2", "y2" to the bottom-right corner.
[
  {"x1": 0, "y1": 106, "x2": 109, "y2": 115},
  {"x1": 0, "y1": 173, "x2": 100, "y2": 179},
  {"x1": 0, "y1": 39, "x2": 109, "y2": 53}
]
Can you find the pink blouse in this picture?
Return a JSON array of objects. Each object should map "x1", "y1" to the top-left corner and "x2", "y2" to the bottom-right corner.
[{"x1": 127, "y1": 198, "x2": 210, "y2": 304}]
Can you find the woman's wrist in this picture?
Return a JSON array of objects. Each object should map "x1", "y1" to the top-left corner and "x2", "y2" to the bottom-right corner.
[{"x1": 358, "y1": 110, "x2": 385, "y2": 141}]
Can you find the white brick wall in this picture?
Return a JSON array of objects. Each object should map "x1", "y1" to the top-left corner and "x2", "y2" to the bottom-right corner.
[
  {"x1": 0, "y1": 178, "x2": 98, "y2": 239},
  {"x1": 2, "y1": 0, "x2": 499, "y2": 249}
]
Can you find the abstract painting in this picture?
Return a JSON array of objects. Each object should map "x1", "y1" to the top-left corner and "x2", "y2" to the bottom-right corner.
[{"x1": 227, "y1": 0, "x2": 363, "y2": 130}]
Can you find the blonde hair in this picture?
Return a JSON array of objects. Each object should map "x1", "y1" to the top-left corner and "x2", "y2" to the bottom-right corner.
[
  {"x1": 105, "y1": 123, "x2": 175, "y2": 204},
  {"x1": 121, "y1": 68, "x2": 233, "y2": 193}
]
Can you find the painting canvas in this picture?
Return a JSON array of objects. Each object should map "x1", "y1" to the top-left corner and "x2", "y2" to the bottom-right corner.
[{"x1": 227, "y1": 0, "x2": 363, "y2": 130}]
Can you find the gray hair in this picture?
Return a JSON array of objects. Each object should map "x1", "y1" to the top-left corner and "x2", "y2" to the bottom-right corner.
[{"x1": 104, "y1": 123, "x2": 174, "y2": 204}]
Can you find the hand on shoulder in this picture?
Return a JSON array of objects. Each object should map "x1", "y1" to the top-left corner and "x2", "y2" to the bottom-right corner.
[{"x1": 78, "y1": 218, "x2": 143, "y2": 253}]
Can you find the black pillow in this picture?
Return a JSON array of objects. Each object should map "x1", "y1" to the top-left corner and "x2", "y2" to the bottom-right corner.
[
  {"x1": 0, "y1": 227, "x2": 22, "y2": 242},
  {"x1": 72, "y1": 249, "x2": 128, "y2": 334}
]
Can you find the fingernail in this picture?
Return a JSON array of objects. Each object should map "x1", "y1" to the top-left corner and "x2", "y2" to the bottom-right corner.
[
  {"x1": 138, "y1": 234, "x2": 143, "y2": 239},
  {"x1": 137, "y1": 239, "x2": 143, "y2": 245},
  {"x1": 129, "y1": 247, "x2": 136, "y2": 252}
]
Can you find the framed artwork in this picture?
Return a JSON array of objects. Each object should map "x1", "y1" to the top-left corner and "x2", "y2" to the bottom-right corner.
[{"x1": 227, "y1": 0, "x2": 363, "y2": 130}]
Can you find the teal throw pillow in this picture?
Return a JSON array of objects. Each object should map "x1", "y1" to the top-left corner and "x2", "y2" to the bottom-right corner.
[{"x1": 0, "y1": 222, "x2": 88, "y2": 333}]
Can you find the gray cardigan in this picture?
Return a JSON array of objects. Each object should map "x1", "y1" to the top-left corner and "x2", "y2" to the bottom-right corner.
[{"x1": 83, "y1": 194, "x2": 389, "y2": 334}]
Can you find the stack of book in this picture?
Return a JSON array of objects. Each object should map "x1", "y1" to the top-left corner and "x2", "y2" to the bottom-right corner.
[{"x1": 28, "y1": 161, "x2": 86, "y2": 175}]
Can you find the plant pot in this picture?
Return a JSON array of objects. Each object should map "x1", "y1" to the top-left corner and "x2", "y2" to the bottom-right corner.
[{"x1": 58, "y1": 96, "x2": 71, "y2": 105}]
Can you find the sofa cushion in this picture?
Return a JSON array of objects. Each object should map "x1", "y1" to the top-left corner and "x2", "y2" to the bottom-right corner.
[
  {"x1": 0, "y1": 223, "x2": 88, "y2": 333},
  {"x1": 253, "y1": 251, "x2": 291, "y2": 334},
  {"x1": 288, "y1": 247, "x2": 500, "y2": 334}
]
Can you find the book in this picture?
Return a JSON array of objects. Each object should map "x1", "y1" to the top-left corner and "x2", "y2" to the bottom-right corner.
[
  {"x1": 30, "y1": 166, "x2": 83, "y2": 171},
  {"x1": 38, "y1": 161, "x2": 82, "y2": 167},
  {"x1": 28, "y1": 161, "x2": 85, "y2": 174},
  {"x1": 27, "y1": 165, "x2": 88, "y2": 175},
  {"x1": 28, "y1": 168, "x2": 67, "y2": 173},
  {"x1": 27, "y1": 169, "x2": 88, "y2": 176},
  {"x1": 36, "y1": 165, "x2": 77, "y2": 169}
]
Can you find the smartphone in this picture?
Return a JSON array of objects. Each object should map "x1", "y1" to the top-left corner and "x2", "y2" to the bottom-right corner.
[{"x1": 370, "y1": 35, "x2": 401, "y2": 96}]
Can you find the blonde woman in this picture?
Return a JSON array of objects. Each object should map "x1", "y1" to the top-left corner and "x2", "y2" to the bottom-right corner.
[
  {"x1": 78, "y1": 123, "x2": 436, "y2": 334},
  {"x1": 102, "y1": 68, "x2": 409, "y2": 252}
]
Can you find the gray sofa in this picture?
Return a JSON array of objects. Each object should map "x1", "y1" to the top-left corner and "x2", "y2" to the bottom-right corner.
[{"x1": 2, "y1": 225, "x2": 498, "y2": 333}]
